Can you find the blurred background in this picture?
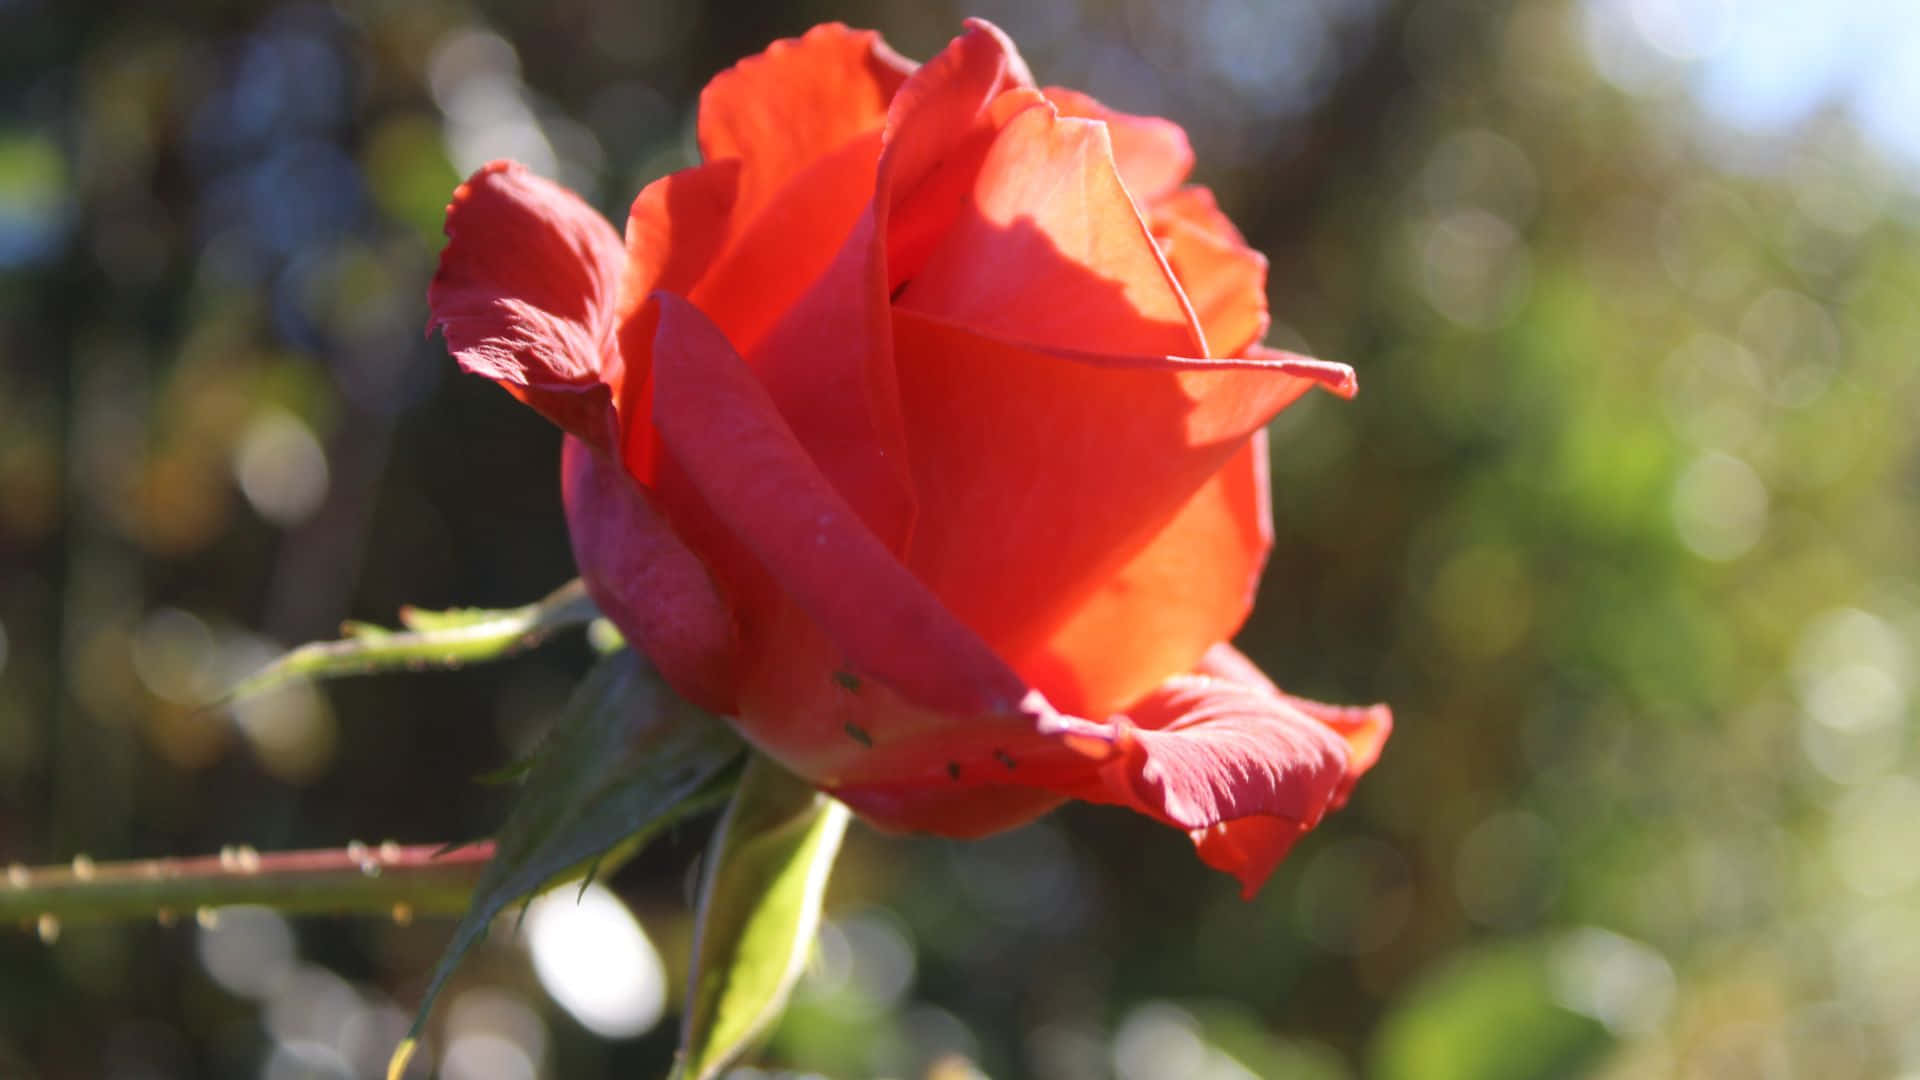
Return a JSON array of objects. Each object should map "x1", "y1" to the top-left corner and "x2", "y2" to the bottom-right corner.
[{"x1": 2, "y1": 0, "x2": 1917, "y2": 1076}]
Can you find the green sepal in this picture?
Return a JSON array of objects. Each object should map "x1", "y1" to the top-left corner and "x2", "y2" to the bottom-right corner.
[
  {"x1": 674, "y1": 756, "x2": 851, "y2": 1080},
  {"x1": 389, "y1": 649, "x2": 744, "y2": 1079}
]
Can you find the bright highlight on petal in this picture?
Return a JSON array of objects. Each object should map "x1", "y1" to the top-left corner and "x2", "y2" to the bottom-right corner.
[{"x1": 899, "y1": 103, "x2": 1203, "y2": 358}]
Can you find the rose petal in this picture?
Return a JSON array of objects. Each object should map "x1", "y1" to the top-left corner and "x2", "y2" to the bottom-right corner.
[
  {"x1": 880, "y1": 19, "x2": 1040, "y2": 289},
  {"x1": 1246, "y1": 344, "x2": 1357, "y2": 399},
  {"x1": 647, "y1": 291, "x2": 1028, "y2": 717},
  {"x1": 1087, "y1": 665, "x2": 1387, "y2": 898},
  {"x1": 1153, "y1": 185, "x2": 1247, "y2": 246},
  {"x1": 1193, "y1": 639, "x2": 1280, "y2": 695},
  {"x1": 561, "y1": 435, "x2": 738, "y2": 712},
  {"x1": 1153, "y1": 189, "x2": 1271, "y2": 359},
  {"x1": 896, "y1": 104, "x2": 1205, "y2": 358},
  {"x1": 748, "y1": 201, "x2": 916, "y2": 550},
  {"x1": 882, "y1": 18, "x2": 1034, "y2": 191},
  {"x1": 611, "y1": 160, "x2": 744, "y2": 485},
  {"x1": 429, "y1": 160, "x2": 626, "y2": 450},
  {"x1": 1197, "y1": 643, "x2": 1394, "y2": 800},
  {"x1": 892, "y1": 308, "x2": 1332, "y2": 666},
  {"x1": 1024, "y1": 431, "x2": 1272, "y2": 717},
  {"x1": 683, "y1": 130, "x2": 883, "y2": 359},
  {"x1": 1191, "y1": 643, "x2": 1394, "y2": 892},
  {"x1": 697, "y1": 22, "x2": 912, "y2": 227},
  {"x1": 1102, "y1": 675, "x2": 1351, "y2": 832},
  {"x1": 836, "y1": 649, "x2": 1387, "y2": 897},
  {"x1": 825, "y1": 647, "x2": 1389, "y2": 899},
  {"x1": 830, "y1": 781, "x2": 1068, "y2": 839},
  {"x1": 1042, "y1": 86, "x2": 1195, "y2": 203},
  {"x1": 1190, "y1": 817, "x2": 1311, "y2": 901},
  {"x1": 1019, "y1": 338, "x2": 1353, "y2": 394},
  {"x1": 693, "y1": 16, "x2": 1053, "y2": 550},
  {"x1": 1272, "y1": 690, "x2": 1393, "y2": 807},
  {"x1": 617, "y1": 158, "x2": 743, "y2": 318}
]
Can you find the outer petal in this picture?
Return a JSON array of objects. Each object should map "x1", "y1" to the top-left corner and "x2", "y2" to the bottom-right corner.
[
  {"x1": 1190, "y1": 818, "x2": 1312, "y2": 902},
  {"x1": 697, "y1": 22, "x2": 913, "y2": 227},
  {"x1": 747, "y1": 199, "x2": 915, "y2": 550},
  {"x1": 660, "y1": 20, "x2": 1053, "y2": 556},
  {"x1": 429, "y1": 161, "x2": 626, "y2": 450},
  {"x1": 561, "y1": 436, "x2": 737, "y2": 713},
  {"x1": 1102, "y1": 677, "x2": 1349, "y2": 830},
  {"x1": 883, "y1": 18, "x2": 1035, "y2": 193},
  {"x1": 647, "y1": 292, "x2": 1026, "y2": 718},
  {"x1": 625, "y1": 136, "x2": 884, "y2": 493},
  {"x1": 1272, "y1": 688, "x2": 1392, "y2": 808},
  {"x1": 1153, "y1": 186, "x2": 1245, "y2": 243},
  {"x1": 893, "y1": 308, "x2": 1341, "y2": 672},
  {"x1": 1090, "y1": 661, "x2": 1391, "y2": 898},
  {"x1": 1189, "y1": 644, "x2": 1394, "y2": 894},
  {"x1": 897, "y1": 103, "x2": 1205, "y2": 358},
  {"x1": 1152, "y1": 186, "x2": 1271, "y2": 360},
  {"x1": 828, "y1": 646, "x2": 1390, "y2": 898},
  {"x1": 1042, "y1": 86, "x2": 1195, "y2": 203},
  {"x1": 617, "y1": 159, "x2": 743, "y2": 319},
  {"x1": 687, "y1": 129, "x2": 884, "y2": 360},
  {"x1": 613, "y1": 160, "x2": 745, "y2": 485},
  {"x1": 714, "y1": 15, "x2": 1049, "y2": 547},
  {"x1": 880, "y1": 19, "x2": 1040, "y2": 289},
  {"x1": 1025, "y1": 431, "x2": 1272, "y2": 718},
  {"x1": 1193, "y1": 643, "x2": 1395, "y2": 801}
]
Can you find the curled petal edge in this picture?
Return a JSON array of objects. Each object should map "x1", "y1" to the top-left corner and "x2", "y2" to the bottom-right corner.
[
  {"x1": 1046, "y1": 650, "x2": 1392, "y2": 898},
  {"x1": 429, "y1": 160, "x2": 628, "y2": 451}
]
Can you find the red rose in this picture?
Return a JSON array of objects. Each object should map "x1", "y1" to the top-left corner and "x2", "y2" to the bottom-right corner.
[{"x1": 430, "y1": 19, "x2": 1389, "y2": 897}]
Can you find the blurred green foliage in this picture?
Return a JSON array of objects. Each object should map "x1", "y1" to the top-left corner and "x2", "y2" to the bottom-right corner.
[{"x1": 2, "y1": 0, "x2": 1916, "y2": 1077}]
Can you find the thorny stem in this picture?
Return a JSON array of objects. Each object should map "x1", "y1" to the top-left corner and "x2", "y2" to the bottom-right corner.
[{"x1": 1, "y1": 842, "x2": 495, "y2": 933}]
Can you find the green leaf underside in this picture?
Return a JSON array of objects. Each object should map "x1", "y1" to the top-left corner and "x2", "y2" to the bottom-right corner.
[
  {"x1": 223, "y1": 580, "x2": 598, "y2": 706},
  {"x1": 389, "y1": 650, "x2": 746, "y2": 1080},
  {"x1": 676, "y1": 757, "x2": 851, "y2": 1080}
]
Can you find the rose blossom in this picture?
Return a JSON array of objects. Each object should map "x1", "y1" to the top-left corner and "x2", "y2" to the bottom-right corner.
[{"x1": 429, "y1": 19, "x2": 1389, "y2": 896}]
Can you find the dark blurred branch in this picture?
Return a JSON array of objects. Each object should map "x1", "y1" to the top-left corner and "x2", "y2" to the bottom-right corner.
[{"x1": 1, "y1": 841, "x2": 495, "y2": 929}]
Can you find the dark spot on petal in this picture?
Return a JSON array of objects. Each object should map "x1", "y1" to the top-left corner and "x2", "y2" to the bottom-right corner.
[
  {"x1": 832, "y1": 670, "x2": 862, "y2": 692},
  {"x1": 844, "y1": 722, "x2": 872, "y2": 748},
  {"x1": 890, "y1": 278, "x2": 912, "y2": 302},
  {"x1": 994, "y1": 749, "x2": 1016, "y2": 771},
  {"x1": 946, "y1": 762, "x2": 961, "y2": 781}
]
